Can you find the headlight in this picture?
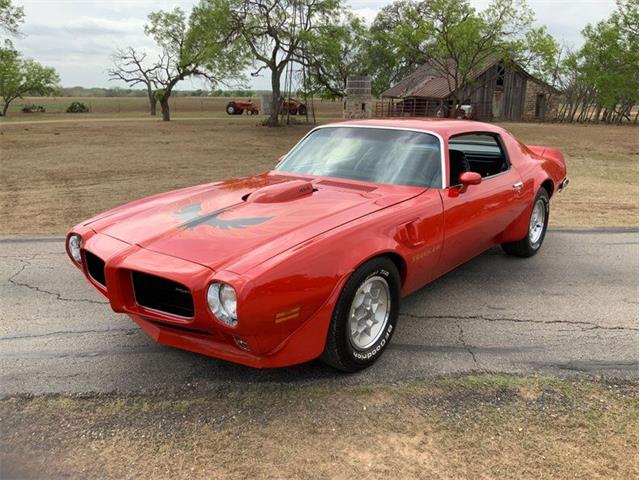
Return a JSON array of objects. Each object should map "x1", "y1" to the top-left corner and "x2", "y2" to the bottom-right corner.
[
  {"x1": 67, "y1": 234, "x2": 82, "y2": 264},
  {"x1": 207, "y1": 282, "x2": 237, "y2": 326}
]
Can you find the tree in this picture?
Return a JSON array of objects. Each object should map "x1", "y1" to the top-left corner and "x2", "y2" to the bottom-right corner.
[
  {"x1": 0, "y1": 0, "x2": 24, "y2": 46},
  {"x1": 108, "y1": 47, "x2": 160, "y2": 116},
  {"x1": 365, "y1": 0, "x2": 432, "y2": 95},
  {"x1": 144, "y1": 6, "x2": 246, "y2": 121},
  {"x1": 0, "y1": 48, "x2": 59, "y2": 116},
  {"x1": 300, "y1": 11, "x2": 369, "y2": 99},
  {"x1": 195, "y1": 0, "x2": 341, "y2": 126},
  {"x1": 557, "y1": 0, "x2": 638, "y2": 124},
  {"x1": 512, "y1": 27, "x2": 560, "y2": 85},
  {"x1": 367, "y1": 0, "x2": 551, "y2": 104}
]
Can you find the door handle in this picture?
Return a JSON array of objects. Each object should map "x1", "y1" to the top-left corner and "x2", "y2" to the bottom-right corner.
[
  {"x1": 512, "y1": 181, "x2": 523, "y2": 190},
  {"x1": 398, "y1": 219, "x2": 426, "y2": 247}
]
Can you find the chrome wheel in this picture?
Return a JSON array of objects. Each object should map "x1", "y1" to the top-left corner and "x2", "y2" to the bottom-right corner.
[
  {"x1": 529, "y1": 198, "x2": 546, "y2": 244},
  {"x1": 348, "y1": 276, "x2": 391, "y2": 350}
]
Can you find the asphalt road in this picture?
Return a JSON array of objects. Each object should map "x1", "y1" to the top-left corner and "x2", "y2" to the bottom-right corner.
[{"x1": 1, "y1": 230, "x2": 637, "y2": 396}]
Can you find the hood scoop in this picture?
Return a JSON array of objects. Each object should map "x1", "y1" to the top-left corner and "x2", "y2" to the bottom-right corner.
[{"x1": 246, "y1": 179, "x2": 315, "y2": 203}]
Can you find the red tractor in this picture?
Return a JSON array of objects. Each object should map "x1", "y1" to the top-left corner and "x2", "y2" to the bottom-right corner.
[
  {"x1": 226, "y1": 100, "x2": 259, "y2": 115},
  {"x1": 280, "y1": 99, "x2": 307, "y2": 116}
]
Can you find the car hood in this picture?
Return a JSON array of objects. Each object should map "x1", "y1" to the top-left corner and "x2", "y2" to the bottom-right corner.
[{"x1": 86, "y1": 172, "x2": 424, "y2": 273}]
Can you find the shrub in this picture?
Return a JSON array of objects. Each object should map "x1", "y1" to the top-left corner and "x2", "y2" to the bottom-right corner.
[
  {"x1": 22, "y1": 104, "x2": 46, "y2": 113},
  {"x1": 66, "y1": 102, "x2": 89, "y2": 113}
]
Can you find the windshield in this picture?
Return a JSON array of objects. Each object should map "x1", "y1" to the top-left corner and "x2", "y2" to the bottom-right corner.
[{"x1": 276, "y1": 127, "x2": 442, "y2": 188}]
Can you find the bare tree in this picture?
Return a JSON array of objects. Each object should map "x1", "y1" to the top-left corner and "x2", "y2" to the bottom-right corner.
[
  {"x1": 108, "y1": 47, "x2": 159, "y2": 115},
  {"x1": 145, "y1": 7, "x2": 247, "y2": 121}
]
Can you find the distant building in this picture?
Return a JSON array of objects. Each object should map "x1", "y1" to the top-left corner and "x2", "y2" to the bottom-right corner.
[
  {"x1": 343, "y1": 75, "x2": 372, "y2": 119},
  {"x1": 378, "y1": 58, "x2": 559, "y2": 122}
]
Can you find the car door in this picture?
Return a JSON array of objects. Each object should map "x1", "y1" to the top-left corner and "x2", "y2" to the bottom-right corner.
[{"x1": 438, "y1": 131, "x2": 525, "y2": 273}]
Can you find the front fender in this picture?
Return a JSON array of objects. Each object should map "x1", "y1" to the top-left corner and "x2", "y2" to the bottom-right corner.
[{"x1": 233, "y1": 192, "x2": 444, "y2": 355}]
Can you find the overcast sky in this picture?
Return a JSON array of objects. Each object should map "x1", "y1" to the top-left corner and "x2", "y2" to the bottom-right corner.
[{"x1": 14, "y1": 0, "x2": 617, "y2": 89}]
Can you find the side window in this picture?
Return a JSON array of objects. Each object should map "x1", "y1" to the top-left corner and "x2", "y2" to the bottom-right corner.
[{"x1": 449, "y1": 133, "x2": 509, "y2": 183}]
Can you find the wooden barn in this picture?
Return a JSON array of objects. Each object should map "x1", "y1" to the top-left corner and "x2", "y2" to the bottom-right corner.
[{"x1": 377, "y1": 58, "x2": 559, "y2": 122}]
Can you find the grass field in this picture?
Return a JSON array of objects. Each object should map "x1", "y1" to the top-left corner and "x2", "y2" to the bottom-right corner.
[
  {"x1": 1, "y1": 375, "x2": 637, "y2": 479},
  {"x1": 0, "y1": 96, "x2": 344, "y2": 121},
  {"x1": 0, "y1": 114, "x2": 636, "y2": 234}
]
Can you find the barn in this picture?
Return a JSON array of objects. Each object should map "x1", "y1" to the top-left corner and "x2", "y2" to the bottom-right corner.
[{"x1": 377, "y1": 58, "x2": 559, "y2": 122}]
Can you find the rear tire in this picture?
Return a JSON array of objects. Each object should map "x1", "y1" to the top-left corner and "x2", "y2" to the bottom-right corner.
[
  {"x1": 321, "y1": 257, "x2": 400, "y2": 372},
  {"x1": 502, "y1": 188, "x2": 550, "y2": 257},
  {"x1": 226, "y1": 103, "x2": 236, "y2": 115}
]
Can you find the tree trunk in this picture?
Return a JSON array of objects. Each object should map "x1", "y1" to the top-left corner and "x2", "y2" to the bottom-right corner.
[
  {"x1": 147, "y1": 88, "x2": 157, "y2": 116},
  {"x1": 268, "y1": 67, "x2": 281, "y2": 127},
  {"x1": 1, "y1": 101, "x2": 9, "y2": 116},
  {"x1": 594, "y1": 105, "x2": 602, "y2": 123},
  {"x1": 160, "y1": 92, "x2": 171, "y2": 121}
]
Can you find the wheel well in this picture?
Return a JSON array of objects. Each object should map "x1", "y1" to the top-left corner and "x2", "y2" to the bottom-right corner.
[
  {"x1": 379, "y1": 252, "x2": 407, "y2": 287},
  {"x1": 541, "y1": 179, "x2": 554, "y2": 198}
]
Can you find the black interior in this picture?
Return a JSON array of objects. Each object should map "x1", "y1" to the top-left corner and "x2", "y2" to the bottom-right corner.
[
  {"x1": 449, "y1": 149, "x2": 470, "y2": 186},
  {"x1": 449, "y1": 134, "x2": 510, "y2": 180}
]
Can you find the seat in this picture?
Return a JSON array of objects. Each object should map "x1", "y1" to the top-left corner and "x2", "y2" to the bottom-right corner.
[{"x1": 449, "y1": 149, "x2": 470, "y2": 186}]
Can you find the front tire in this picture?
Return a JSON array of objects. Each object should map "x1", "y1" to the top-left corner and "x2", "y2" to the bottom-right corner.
[
  {"x1": 321, "y1": 257, "x2": 400, "y2": 372},
  {"x1": 502, "y1": 188, "x2": 550, "y2": 257}
]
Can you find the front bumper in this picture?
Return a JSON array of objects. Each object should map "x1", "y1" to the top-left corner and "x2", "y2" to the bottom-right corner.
[
  {"x1": 558, "y1": 177, "x2": 569, "y2": 192},
  {"x1": 75, "y1": 232, "x2": 333, "y2": 368}
]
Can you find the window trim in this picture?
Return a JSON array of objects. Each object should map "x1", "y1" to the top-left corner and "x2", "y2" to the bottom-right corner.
[
  {"x1": 280, "y1": 125, "x2": 447, "y2": 189},
  {"x1": 447, "y1": 131, "x2": 512, "y2": 187}
]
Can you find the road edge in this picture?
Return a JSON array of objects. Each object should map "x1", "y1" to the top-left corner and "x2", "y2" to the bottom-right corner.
[{"x1": 0, "y1": 227, "x2": 637, "y2": 243}]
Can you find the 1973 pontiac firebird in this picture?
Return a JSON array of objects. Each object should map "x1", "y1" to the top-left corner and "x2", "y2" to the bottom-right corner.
[{"x1": 66, "y1": 119, "x2": 568, "y2": 371}]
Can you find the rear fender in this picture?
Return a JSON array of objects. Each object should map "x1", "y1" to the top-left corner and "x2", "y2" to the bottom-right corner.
[{"x1": 526, "y1": 144, "x2": 567, "y2": 193}]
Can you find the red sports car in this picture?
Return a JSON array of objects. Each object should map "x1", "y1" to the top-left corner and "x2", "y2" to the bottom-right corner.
[{"x1": 66, "y1": 119, "x2": 568, "y2": 371}]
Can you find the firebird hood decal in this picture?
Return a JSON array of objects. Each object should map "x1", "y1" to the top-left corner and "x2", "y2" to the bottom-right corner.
[
  {"x1": 176, "y1": 203, "x2": 272, "y2": 230},
  {"x1": 89, "y1": 173, "x2": 425, "y2": 273}
]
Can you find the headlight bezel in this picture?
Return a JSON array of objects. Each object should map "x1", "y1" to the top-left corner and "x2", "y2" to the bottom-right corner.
[
  {"x1": 207, "y1": 282, "x2": 238, "y2": 326},
  {"x1": 67, "y1": 234, "x2": 82, "y2": 265}
]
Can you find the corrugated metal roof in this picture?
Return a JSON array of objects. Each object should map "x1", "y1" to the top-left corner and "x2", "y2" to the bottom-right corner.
[
  {"x1": 382, "y1": 58, "x2": 461, "y2": 99},
  {"x1": 411, "y1": 76, "x2": 455, "y2": 99}
]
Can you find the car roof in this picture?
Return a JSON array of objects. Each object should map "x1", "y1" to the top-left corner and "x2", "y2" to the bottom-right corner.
[{"x1": 327, "y1": 118, "x2": 507, "y2": 138}]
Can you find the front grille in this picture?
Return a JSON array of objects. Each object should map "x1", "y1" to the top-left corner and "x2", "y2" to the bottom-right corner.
[
  {"x1": 84, "y1": 250, "x2": 106, "y2": 286},
  {"x1": 131, "y1": 271, "x2": 194, "y2": 318}
]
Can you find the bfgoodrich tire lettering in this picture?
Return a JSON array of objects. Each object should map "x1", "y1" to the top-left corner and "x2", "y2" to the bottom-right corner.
[{"x1": 321, "y1": 257, "x2": 400, "y2": 372}]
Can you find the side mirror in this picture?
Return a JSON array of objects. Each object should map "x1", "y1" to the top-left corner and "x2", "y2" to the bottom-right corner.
[{"x1": 458, "y1": 171, "x2": 482, "y2": 192}]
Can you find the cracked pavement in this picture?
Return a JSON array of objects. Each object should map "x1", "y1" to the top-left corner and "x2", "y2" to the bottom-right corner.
[{"x1": 0, "y1": 230, "x2": 637, "y2": 395}]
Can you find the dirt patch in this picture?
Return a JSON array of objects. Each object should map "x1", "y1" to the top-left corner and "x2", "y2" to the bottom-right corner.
[
  {"x1": 1, "y1": 375, "x2": 637, "y2": 479},
  {"x1": 505, "y1": 123, "x2": 638, "y2": 228},
  {"x1": 0, "y1": 119, "x2": 637, "y2": 234}
]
